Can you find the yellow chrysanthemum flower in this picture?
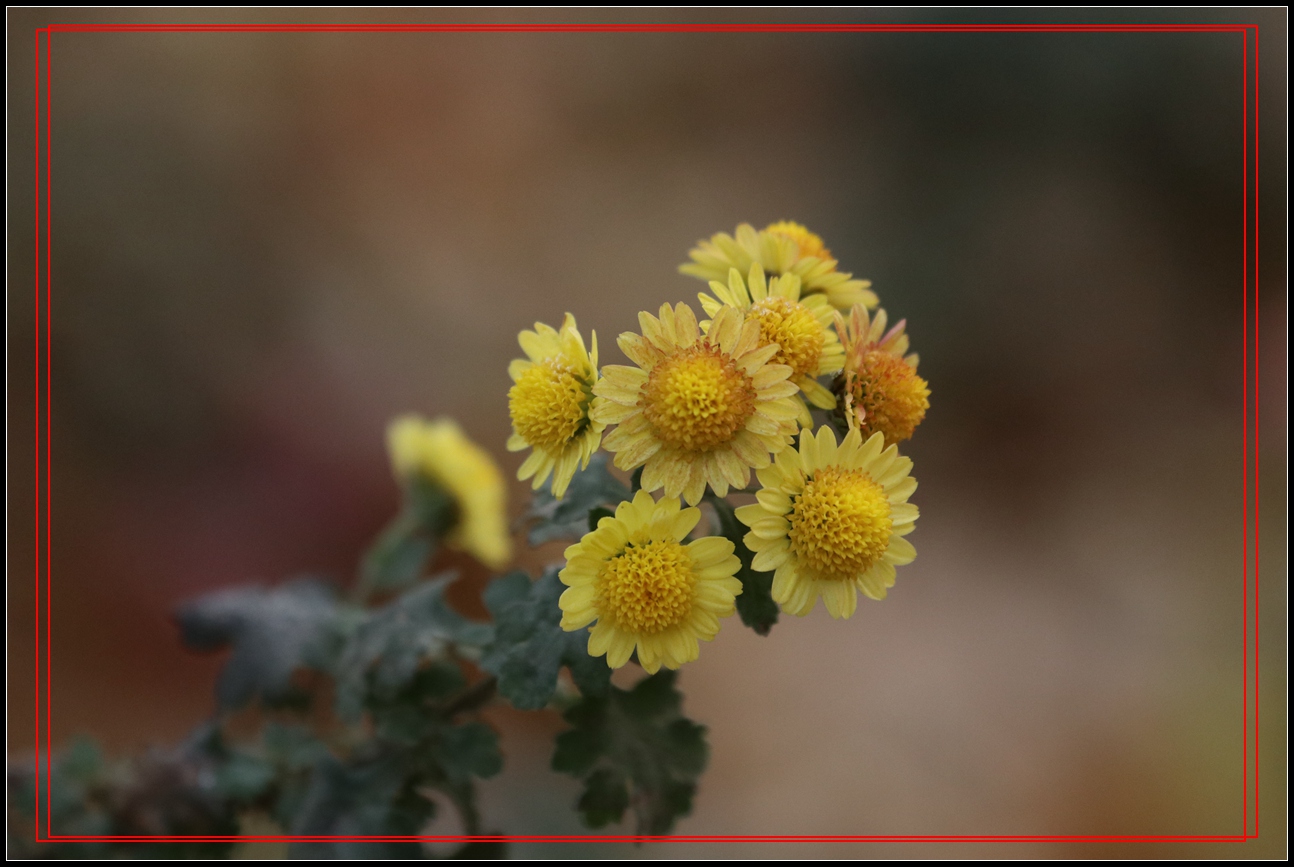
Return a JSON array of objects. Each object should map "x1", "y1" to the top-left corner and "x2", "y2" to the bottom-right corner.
[
  {"x1": 832, "y1": 304, "x2": 929, "y2": 446},
  {"x1": 680, "y1": 221, "x2": 879, "y2": 311},
  {"x1": 698, "y1": 264, "x2": 844, "y2": 428},
  {"x1": 559, "y1": 489, "x2": 743, "y2": 673},
  {"x1": 506, "y1": 313, "x2": 605, "y2": 499},
  {"x1": 387, "y1": 415, "x2": 512, "y2": 569},
  {"x1": 736, "y1": 426, "x2": 918, "y2": 619},
  {"x1": 590, "y1": 302, "x2": 800, "y2": 506}
]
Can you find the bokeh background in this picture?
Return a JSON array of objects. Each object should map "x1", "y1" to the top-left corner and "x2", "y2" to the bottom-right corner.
[{"x1": 8, "y1": 8, "x2": 1286, "y2": 859}]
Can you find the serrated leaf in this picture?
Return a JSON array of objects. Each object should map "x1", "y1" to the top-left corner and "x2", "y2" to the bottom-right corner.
[
  {"x1": 577, "y1": 768, "x2": 629, "y2": 828},
  {"x1": 175, "y1": 578, "x2": 339, "y2": 711},
  {"x1": 552, "y1": 669, "x2": 709, "y2": 835},
  {"x1": 480, "y1": 567, "x2": 612, "y2": 711},
  {"x1": 431, "y1": 722, "x2": 503, "y2": 782},
  {"x1": 523, "y1": 453, "x2": 630, "y2": 545},
  {"x1": 334, "y1": 574, "x2": 492, "y2": 721},
  {"x1": 706, "y1": 494, "x2": 779, "y2": 635},
  {"x1": 288, "y1": 754, "x2": 429, "y2": 859}
]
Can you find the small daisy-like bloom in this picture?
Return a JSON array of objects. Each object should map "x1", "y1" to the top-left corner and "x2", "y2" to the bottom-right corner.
[
  {"x1": 832, "y1": 304, "x2": 930, "y2": 446},
  {"x1": 680, "y1": 221, "x2": 879, "y2": 311},
  {"x1": 559, "y1": 489, "x2": 743, "y2": 673},
  {"x1": 737, "y1": 426, "x2": 918, "y2": 619},
  {"x1": 698, "y1": 264, "x2": 844, "y2": 427},
  {"x1": 506, "y1": 313, "x2": 605, "y2": 499},
  {"x1": 591, "y1": 302, "x2": 800, "y2": 506},
  {"x1": 387, "y1": 415, "x2": 512, "y2": 569}
]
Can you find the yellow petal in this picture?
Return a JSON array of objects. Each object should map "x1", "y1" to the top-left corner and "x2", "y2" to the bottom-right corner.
[
  {"x1": 756, "y1": 488, "x2": 791, "y2": 513},
  {"x1": 687, "y1": 535, "x2": 735, "y2": 567},
  {"x1": 608, "y1": 630, "x2": 636, "y2": 669},
  {"x1": 714, "y1": 448, "x2": 750, "y2": 491},
  {"x1": 887, "y1": 476, "x2": 917, "y2": 504},
  {"x1": 639, "y1": 309, "x2": 671, "y2": 352},
  {"x1": 756, "y1": 380, "x2": 800, "y2": 401},
  {"x1": 814, "y1": 425, "x2": 839, "y2": 467},
  {"x1": 819, "y1": 580, "x2": 857, "y2": 620},
  {"x1": 508, "y1": 358, "x2": 533, "y2": 381},
  {"x1": 874, "y1": 456, "x2": 913, "y2": 488},
  {"x1": 883, "y1": 535, "x2": 917, "y2": 565},
  {"x1": 670, "y1": 506, "x2": 702, "y2": 541},
  {"x1": 889, "y1": 502, "x2": 919, "y2": 526},
  {"x1": 618, "y1": 333, "x2": 657, "y2": 369},
  {"x1": 601, "y1": 365, "x2": 648, "y2": 388},
  {"x1": 749, "y1": 516, "x2": 790, "y2": 540},
  {"x1": 592, "y1": 377, "x2": 643, "y2": 404},
  {"x1": 682, "y1": 460, "x2": 708, "y2": 506},
  {"x1": 728, "y1": 430, "x2": 770, "y2": 469},
  {"x1": 751, "y1": 539, "x2": 791, "y2": 571},
  {"x1": 591, "y1": 399, "x2": 638, "y2": 424},
  {"x1": 798, "y1": 427, "x2": 819, "y2": 471},
  {"x1": 674, "y1": 302, "x2": 700, "y2": 347},
  {"x1": 856, "y1": 430, "x2": 885, "y2": 468},
  {"x1": 587, "y1": 623, "x2": 613, "y2": 655},
  {"x1": 733, "y1": 503, "x2": 767, "y2": 527},
  {"x1": 798, "y1": 377, "x2": 837, "y2": 409},
  {"x1": 611, "y1": 430, "x2": 663, "y2": 469}
]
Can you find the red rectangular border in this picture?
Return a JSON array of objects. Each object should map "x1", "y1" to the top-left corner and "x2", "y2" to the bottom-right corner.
[{"x1": 30, "y1": 20, "x2": 1263, "y2": 846}]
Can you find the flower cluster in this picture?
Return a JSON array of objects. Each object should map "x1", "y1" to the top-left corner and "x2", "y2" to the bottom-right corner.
[{"x1": 494, "y1": 222, "x2": 930, "y2": 674}]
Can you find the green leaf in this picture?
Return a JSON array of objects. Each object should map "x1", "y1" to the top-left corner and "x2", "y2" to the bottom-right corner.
[
  {"x1": 259, "y1": 724, "x2": 331, "y2": 830},
  {"x1": 481, "y1": 567, "x2": 612, "y2": 711},
  {"x1": 577, "y1": 768, "x2": 630, "y2": 828},
  {"x1": 287, "y1": 754, "x2": 429, "y2": 859},
  {"x1": 587, "y1": 506, "x2": 614, "y2": 531},
  {"x1": 706, "y1": 494, "x2": 779, "y2": 636},
  {"x1": 175, "y1": 578, "x2": 340, "y2": 711},
  {"x1": 360, "y1": 511, "x2": 433, "y2": 595},
  {"x1": 360, "y1": 478, "x2": 459, "y2": 595},
  {"x1": 432, "y1": 721, "x2": 503, "y2": 782},
  {"x1": 552, "y1": 669, "x2": 709, "y2": 835},
  {"x1": 334, "y1": 574, "x2": 492, "y2": 721},
  {"x1": 370, "y1": 661, "x2": 468, "y2": 746},
  {"x1": 523, "y1": 453, "x2": 630, "y2": 545},
  {"x1": 264, "y1": 722, "x2": 331, "y2": 769},
  {"x1": 214, "y1": 751, "x2": 276, "y2": 802}
]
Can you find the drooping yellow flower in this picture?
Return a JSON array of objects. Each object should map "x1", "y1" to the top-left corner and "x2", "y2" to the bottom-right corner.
[
  {"x1": 559, "y1": 489, "x2": 742, "y2": 673},
  {"x1": 506, "y1": 313, "x2": 605, "y2": 499},
  {"x1": 698, "y1": 264, "x2": 844, "y2": 428},
  {"x1": 832, "y1": 304, "x2": 929, "y2": 446},
  {"x1": 680, "y1": 221, "x2": 879, "y2": 311},
  {"x1": 591, "y1": 303, "x2": 800, "y2": 506},
  {"x1": 736, "y1": 426, "x2": 918, "y2": 619},
  {"x1": 387, "y1": 415, "x2": 512, "y2": 569}
]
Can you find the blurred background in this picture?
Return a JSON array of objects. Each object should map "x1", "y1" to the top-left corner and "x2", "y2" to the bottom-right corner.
[{"x1": 7, "y1": 8, "x2": 1286, "y2": 859}]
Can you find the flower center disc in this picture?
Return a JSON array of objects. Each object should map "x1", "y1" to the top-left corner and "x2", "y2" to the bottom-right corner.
[
  {"x1": 509, "y1": 360, "x2": 590, "y2": 449},
  {"x1": 788, "y1": 467, "x2": 893, "y2": 578},
  {"x1": 596, "y1": 540, "x2": 696, "y2": 634},
  {"x1": 750, "y1": 296, "x2": 825, "y2": 378},
  {"x1": 851, "y1": 350, "x2": 931, "y2": 446},
  {"x1": 640, "y1": 345, "x2": 756, "y2": 451}
]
